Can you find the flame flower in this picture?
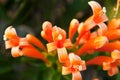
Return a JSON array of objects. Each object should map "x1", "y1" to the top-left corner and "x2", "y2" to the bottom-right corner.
[
  {"x1": 62, "y1": 53, "x2": 86, "y2": 80},
  {"x1": 3, "y1": 1, "x2": 120, "y2": 80},
  {"x1": 3, "y1": 26, "x2": 48, "y2": 63},
  {"x1": 41, "y1": 21, "x2": 72, "y2": 64},
  {"x1": 86, "y1": 50, "x2": 120, "y2": 76},
  {"x1": 75, "y1": 1, "x2": 108, "y2": 45}
]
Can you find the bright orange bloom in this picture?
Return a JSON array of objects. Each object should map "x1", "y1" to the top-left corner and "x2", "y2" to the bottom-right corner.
[
  {"x1": 4, "y1": 26, "x2": 48, "y2": 63},
  {"x1": 62, "y1": 53, "x2": 86, "y2": 80},
  {"x1": 46, "y1": 26, "x2": 72, "y2": 63},
  {"x1": 103, "y1": 50, "x2": 120, "y2": 76},
  {"x1": 43, "y1": 24, "x2": 73, "y2": 52},
  {"x1": 86, "y1": 50, "x2": 120, "y2": 76},
  {"x1": 11, "y1": 38, "x2": 48, "y2": 63},
  {"x1": 77, "y1": 36, "x2": 108, "y2": 55},
  {"x1": 3, "y1": 26, "x2": 20, "y2": 49},
  {"x1": 75, "y1": 1, "x2": 108, "y2": 45}
]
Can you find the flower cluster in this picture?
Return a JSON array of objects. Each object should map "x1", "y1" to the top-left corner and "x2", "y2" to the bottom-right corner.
[{"x1": 3, "y1": 1, "x2": 120, "y2": 80}]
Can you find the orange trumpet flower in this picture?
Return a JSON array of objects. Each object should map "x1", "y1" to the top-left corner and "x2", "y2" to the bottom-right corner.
[
  {"x1": 4, "y1": 26, "x2": 48, "y2": 63},
  {"x1": 11, "y1": 39, "x2": 48, "y2": 63},
  {"x1": 3, "y1": 26, "x2": 20, "y2": 49},
  {"x1": 46, "y1": 26, "x2": 72, "y2": 63},
  {"x1": 62, "y1": 53, "x2": 86, "y2": 80},
  {"x1": 75, "y1": 1, "x2": 108, "y2": 45},
  {"x1": 77, "y1": 36, "x2": 108, "y2": 55},
  {"x1": 86, "y1": 50, "x2": 120, "y2": 76}
]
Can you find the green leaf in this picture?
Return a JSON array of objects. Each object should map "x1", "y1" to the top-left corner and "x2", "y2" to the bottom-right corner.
[
  {"x1": 40, "y1": 68, "x2": 55, "y2": 80},
  {"x1": 116, "y1": 72, "x2": 120, "y2": 80},
  {"x1": 0, "y1": 66, "x2": 12, "y2": 74}
]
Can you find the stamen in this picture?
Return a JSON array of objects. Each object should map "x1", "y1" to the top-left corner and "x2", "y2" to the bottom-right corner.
[
  {"x1": 102, "y1": 7, "x2": 106, "y2": 13},
  {"x1": 114, "y1": 0, "x2": 120, "y2": 17}
]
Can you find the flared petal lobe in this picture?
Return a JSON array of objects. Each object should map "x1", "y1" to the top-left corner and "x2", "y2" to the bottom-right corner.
[
  {"x1": 3, "y1": 26, "x2": 20, "y2": 49},
  {"x1": 88, "y1": 1, "x2": 102, "y2": 15},
  {"x1": 11, "y1": 47, "x2": 22, "y2": 57},
  {"x1": 72, "y1": 71, "x2": 82, "y2": 80},
  {"x1": 57, "y1": 47, "x2": 69, "y2": 64},
  {"x1": 88, "y1": 1, "x2": 108, "y2": 24},
  {"x1": 62, "y1": 53, "x2": 86, "y2": 80},
  {"x1": 52, "y1": 26, "x2": 66, "y2": 48}
]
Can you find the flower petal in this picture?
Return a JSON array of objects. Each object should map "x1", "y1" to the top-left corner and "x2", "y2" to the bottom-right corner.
[
  {"x1": 111, "y1": 50, "x2": 120, "y2": 60},
  {"x1": 97, "y1": 23, "x2": 108, "y2": 35},
  {"x1": 93, "y1": 36, "x2": 108, "y2": 49},
  {"x1": 52, "y1": 26, "x2": 66, "y2": 42},
  {"x1": 4, "y1": 26, "x2": 20, "y2": 49},
  {"x1": 62, "y1": 66, "x2": 72, "y2": 75},
  {"x1": 64, "y1": 39, "x2": 73, "y2": 48},
  {"x1": 57, "y1": 47, "x2": 69, "y2": 63},
  {"x1": 4, "y1": 26, "x2": 18, "y2": 39},
  {"x1": 88, "y1": 1, "x2": 102, "y2": 15},
  {"x1": 108, "y1": 66, "x2": 119, "y2": 76},
  {"x1": 11, "y1": 47, "x2": 22, "y2": 57},
  {"x1": 103, "y1": 62, "x2": 111, "y2": 70},
  {"x1": 72, "y1": 71, "x2": 82, "y2": 80},
  {"x1": 47, "y1": 42, "x2": 57, "y2": 52},
  {"x1": 69, "y1": 53, "x2": 82, "y2": 65}
]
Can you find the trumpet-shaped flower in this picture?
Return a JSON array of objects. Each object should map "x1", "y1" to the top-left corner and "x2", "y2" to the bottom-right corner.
[
  {"x1": 3, "y1": 26, "x2": 48, "y2": 63},
  {"x1": 62, "y1": 53, "x2": 86, "y2": 80},
  {"x1": 11, "y1": 38, "x2": 48, "y2": 63},
  {"x1": 86, "y1": 50, "x2": 120, "y2": 76},
  {"x1": 3, "y1": 26, "x2": 20, "y2": 49},
  {"x1": 46, "y1": 26, "x2": 72, "y2": 63},
  {"x1": 75, "y1": 1, "x2": 108, "y2": 45},
  {"x1": 77, "y1": 36, "x2": 108, "y2": 55}
]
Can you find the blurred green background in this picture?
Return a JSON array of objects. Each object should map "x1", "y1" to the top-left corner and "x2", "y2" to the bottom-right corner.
[{"x1": 0, "y1": 0, "x2": 120, "y2": 80}]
